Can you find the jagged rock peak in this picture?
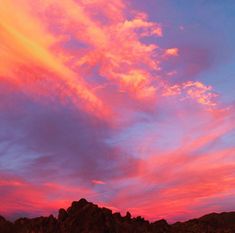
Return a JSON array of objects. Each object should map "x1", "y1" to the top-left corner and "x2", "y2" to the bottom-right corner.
[{"x1": 1, "y1": 199, "x2": 235, "y2": 233}]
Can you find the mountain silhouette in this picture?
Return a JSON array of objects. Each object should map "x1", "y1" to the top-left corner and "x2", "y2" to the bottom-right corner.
[{"x1": 1, "y1": 198, "x2": 235, "y2": 233}]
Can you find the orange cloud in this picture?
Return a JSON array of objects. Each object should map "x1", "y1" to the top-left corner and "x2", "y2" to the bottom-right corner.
[
  {"x1": 0, "y1": 0, "x2": 109, "y2": 118},
  {"x1": 164, "y1": 48, "x2": 179, "y2": 56}
]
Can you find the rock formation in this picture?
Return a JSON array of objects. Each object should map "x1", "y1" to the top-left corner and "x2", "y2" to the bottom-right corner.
[{"x1": 0, "y1": 198, "x2": 235, "y2": 233}]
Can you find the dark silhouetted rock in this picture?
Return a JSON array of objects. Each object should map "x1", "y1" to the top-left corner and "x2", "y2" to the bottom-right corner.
[
  {"x1": 0, "y1": 216, "x2": 13, "y2": 233},
  {"x1": 13, "y1": 215, "x2": 59, "y2": 233},
  {"x1": 1, "y1": 199, "x2": 235, "y2": 233},
  {"x1": 151, "y1": 219, "x2": 170, "y2": 233},
  {"x1": 171, "y1": 212, "x2": 235, "y2": 233},
  {"x1": 58, "y1": 208, "x2": 68, "y2": 222}
]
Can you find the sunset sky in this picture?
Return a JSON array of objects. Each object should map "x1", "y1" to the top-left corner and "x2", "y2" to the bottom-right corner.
[{"x1": 0, "y1": 0, "x2": 235, "y2": 222}]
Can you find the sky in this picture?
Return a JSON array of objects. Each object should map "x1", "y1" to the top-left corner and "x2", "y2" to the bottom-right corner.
[{"x1": 0, "y1": 0, "x2": 235, "y2": 223}]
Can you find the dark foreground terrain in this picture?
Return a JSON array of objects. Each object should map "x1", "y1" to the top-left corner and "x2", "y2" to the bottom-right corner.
[{"x1": 1, "y1": 199, "x2": 235, "y2": 233}]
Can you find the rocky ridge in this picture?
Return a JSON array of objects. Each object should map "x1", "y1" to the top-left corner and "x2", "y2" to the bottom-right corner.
[{"x1": 1, "y1": 198, "x2": 235, "y2": 233}]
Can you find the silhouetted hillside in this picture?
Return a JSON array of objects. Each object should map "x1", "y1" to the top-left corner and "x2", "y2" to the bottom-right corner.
[{"x1": 1, "y1": 198, "x2": 235, "y2": 233}]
